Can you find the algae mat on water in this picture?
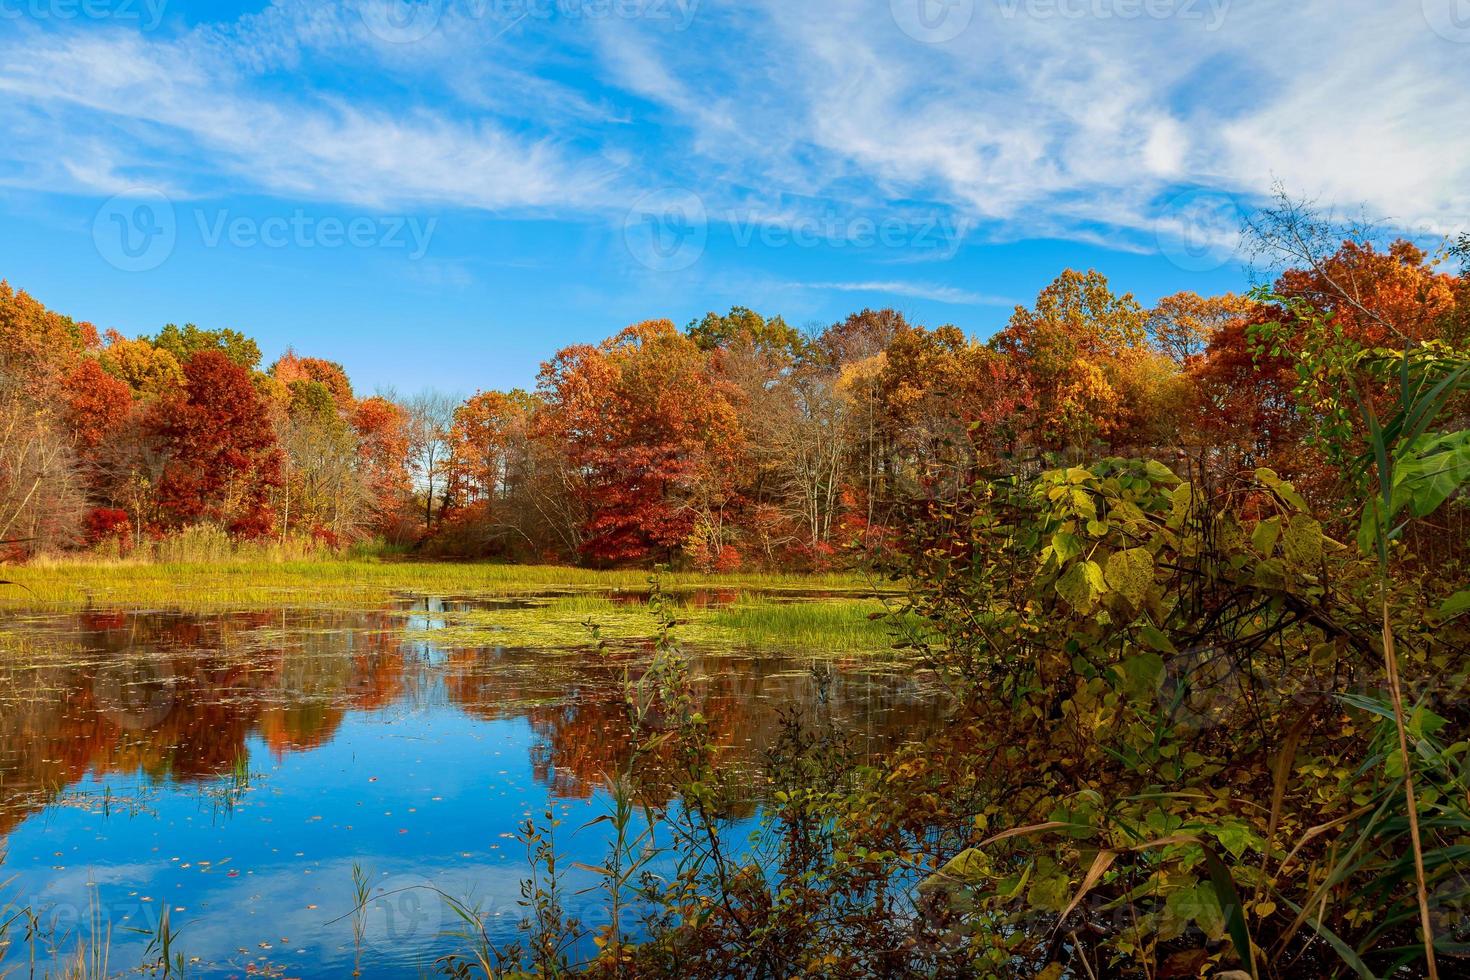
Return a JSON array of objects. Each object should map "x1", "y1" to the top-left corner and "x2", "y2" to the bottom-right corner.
[
  {"x1": 404, "y1": 592, "x2": 907, "y2": 654},
  {"x1": 0, "y1": 561, "x2": 907, "y2": 653}
]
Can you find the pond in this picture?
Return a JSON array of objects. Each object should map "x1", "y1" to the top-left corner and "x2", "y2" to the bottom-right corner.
[{"x1": 0, "y1": 595, "x2": 942, "y2": 977}]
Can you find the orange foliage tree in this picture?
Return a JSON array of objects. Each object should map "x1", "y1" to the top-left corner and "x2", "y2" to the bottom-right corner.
[
  {"x1": 272, "y1": 350, "x2": 355, "y2": 407},
  {"x1": 352, "y1": 396, "x2": 412, "y2": 537},
  {"x1": 991, "y1": 269, "x2": 1152, "y2": 451}
]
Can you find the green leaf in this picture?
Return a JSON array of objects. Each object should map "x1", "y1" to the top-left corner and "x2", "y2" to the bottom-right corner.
[
  {"x1": 1056, "y1": 560, "x2": 1106, "y2": 613},
  {"x1": 1250, "y1": 517, "x2": 1281, "y2": 556},
  {"x1": 1105, "y1": 548, "x2": 1154, "y2": 606},
  {"x1": 1051, "y1": 531, "x2": 1084, "y2": 562},
  {"x1": 1357, "y1": 497, "x2": 1384, "y2": 557},
  {"x1": 1028, "y1": 870, "x2": 1072, "y2": 914},
  {"x1": 1256, "y1": 466, "x2": 1307, "y2": 509},
  {"x1": 1120, "y1": 652, "x2": 1164, "y2": 701},
  {"x1": 1164, "y1": 881, "x2": 1225, "y2": 942},
  {"x1": 1069, "y1": 487, "x2": 1098, "y2": 520},
  {"x1": 1281, "y1": 517, "x2": 1323, "y2": 567},
  {"x1": 1138, "y1": 624, "x2": 1177, "y2": 655},
  {"x1": 1200, "y1": 846, "x2": 1256, "y2": 976},
  {"x1": 1144, "y1": 460, "x2": 1180, "y2": 485},
  {"x1": 1394, "y1": 431, "x2": 1470, "y2": 518},
  {"x1": 925, "y1": 847, "x2": 989, "y2": 885},
  {"x1": 1168, "y1": 484, "x2": 1194, "y2": 527},
  {"x1": 1212, "y1": 823, "x2": 1255, "y2": 861},
  {"x1": 1440, "y1": 589, "x2": 1470, "y2": 621}
]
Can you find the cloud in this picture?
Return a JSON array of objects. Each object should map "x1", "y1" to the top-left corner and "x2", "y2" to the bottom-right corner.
[
  {"x1": 0, "y1": 12, "x2": 617, "y2": 213},
  {"x1": 585, "y1": 0, "x2": 1470, "y2": 246},
  {"x1": 794, "y1": 280, "x2": 1011, "y2": 306},
  {"x1": 0, "y1": 0, "x2": 1465, "y2": 253}
]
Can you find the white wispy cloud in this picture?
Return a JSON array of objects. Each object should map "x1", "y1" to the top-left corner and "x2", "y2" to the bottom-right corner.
[
  {"x1": 0, "y1": 9, "x2": 619, "y2": 212},
  {"x1": 0, "y1": 0, "x2": 1465, "y2": 253},
  {"x1": 794, "y1": 280, "x2": 1011, "y2": 306},
  {"x1": 587, "y1": 0, "x2": 1470, "y2": 246}
]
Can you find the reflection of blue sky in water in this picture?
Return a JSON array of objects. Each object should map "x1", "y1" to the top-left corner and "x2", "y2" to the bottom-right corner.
[
  {"x1": 7, "y1": 718, "x2": 565, "y2": 976},
  {"x1": 0, "y1": 602, "x2": 939, "y2": 977}
]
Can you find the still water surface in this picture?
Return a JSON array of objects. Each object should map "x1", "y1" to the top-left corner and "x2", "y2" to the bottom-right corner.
[{"x1": 0, "y1": 595, "x2": 939, "y2": 977}]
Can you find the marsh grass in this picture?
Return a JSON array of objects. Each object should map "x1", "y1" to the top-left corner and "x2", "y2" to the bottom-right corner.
[
  {"x1": 0, "y1": 561, "x2": 878, "y2": 614},
  {"x1": 0, "y1": 882, "x2": 114, "y2": 980},
  {"x1": 708, "y1": 597, "x2": 903, "y2": 652},
  {"x1": 411, "y1": 591, "x2": 902, "y2": 654}
]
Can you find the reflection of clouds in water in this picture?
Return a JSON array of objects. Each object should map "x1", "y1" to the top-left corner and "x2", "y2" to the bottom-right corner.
[{"x1": 163, "y1": 856, "x2": 533, "y2": 976}]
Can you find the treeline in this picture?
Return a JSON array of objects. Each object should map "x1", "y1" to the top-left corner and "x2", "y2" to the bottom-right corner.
[{"x1": 2, "y1": 235, "x2": 1466, "y2": 566}]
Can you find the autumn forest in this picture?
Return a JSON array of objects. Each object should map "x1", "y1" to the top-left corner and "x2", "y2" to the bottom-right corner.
[{"x1": 7, "y1": 231, "x2": 1465, "y2": 571}]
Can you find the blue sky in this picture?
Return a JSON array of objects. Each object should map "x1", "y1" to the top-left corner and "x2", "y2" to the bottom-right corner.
[{"x1": 1, "y1": 0, "x2": 1466, "y2": 394}]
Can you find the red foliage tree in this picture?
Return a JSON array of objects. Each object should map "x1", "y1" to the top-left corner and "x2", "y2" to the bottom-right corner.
[
  {"x1": 991, "y1": 269, "x2": 1152, "y2": 450},
  {"x1": 538, "y1": 320, "x2": 746, "y2": 565},
  {"x1": 152, "y1": 351, "x2": 283, "y2": 537},
  {"x1": 447, "y1": 389, "x2": 533, "y2": 509},
  {"x1": 84, "y1": 507, "x2": 132, "y2": 549}
]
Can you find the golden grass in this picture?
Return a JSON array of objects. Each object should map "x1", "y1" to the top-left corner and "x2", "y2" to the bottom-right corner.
[{"x1": 0, "y1": 559, "x2": 879, "y2": 610}]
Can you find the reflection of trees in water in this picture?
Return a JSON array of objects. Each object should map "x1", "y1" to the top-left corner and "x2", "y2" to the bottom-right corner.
[
  {"x1": 0, "y1": 609, "x2": 942, "y2": 840},
  {"x1": 0, "y1": 608, "x2": 409, "y2": 837},
  {"x1": 445, "y1": 647, "x2": 943, "y2": 805}
]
